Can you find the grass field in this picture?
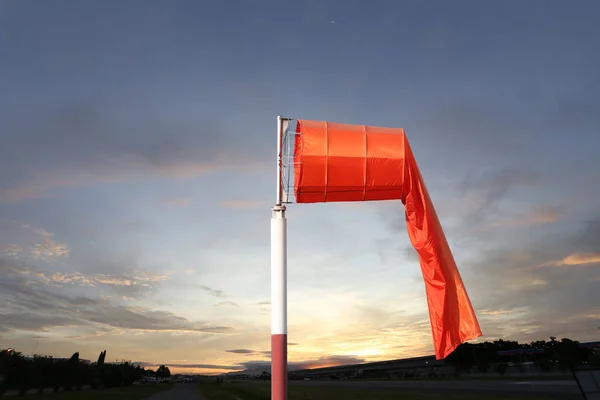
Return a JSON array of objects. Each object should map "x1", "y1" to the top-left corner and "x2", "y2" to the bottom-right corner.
[
  {"x1": 16, "y1": 384, "x2": 173, "y2": 399},
  {"x1": 198, "y1": 382, "x2": 555, "y2": 400},
  {"x1": 352, "y1": 374, "x2": 574, "y2": 381}
]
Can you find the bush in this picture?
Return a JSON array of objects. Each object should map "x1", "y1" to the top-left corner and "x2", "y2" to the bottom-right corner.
[
  {"x1": 496, "y1": 362, "x2": 508, "y2": 376},
  {"x1": 589, "y1": 352, "x2": 600, "y2": 367},
  {"x1": 0, "y1": 348, "x2": 153, "y2": 398},
  {"x1": 476, "y1": 362, "x2": 490, "y2": 374},
  {"x1": 515, "y1": 363, "x2": 525, "y2": 373},
  {"x1": 536, "y1": 358, "x2": 554, "y2": 373}
]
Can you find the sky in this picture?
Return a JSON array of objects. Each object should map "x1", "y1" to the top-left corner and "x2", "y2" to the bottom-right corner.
[{"x1": 1, "y1": 0, "x2": 599, "y2": 375}]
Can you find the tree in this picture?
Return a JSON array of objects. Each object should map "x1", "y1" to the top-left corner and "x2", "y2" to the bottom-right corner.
[
  {"x1": 555, "y1": 338, "x2": 581, "y2": 371},
  {"x1": 259, "y1": 371, "x2": 270, "y2": 381},
  {"x1": 537, "y1": 358, "x2": 554, "y2": 372},
  {"x1": 589, "y1": 351, "x2": 600, "y2": 367},
  {"x1": 496, "y1": 362, "x2": 508, "y2": 376},
  {"x1": 476, "y1": 362, "x2": 490, "y2": 374},
  {"x1": 156, "y1": 365, "x2": 171, "y2": 378},
  {"x1": 97, "y1": 350, "x2": 106, "y2": 366}
]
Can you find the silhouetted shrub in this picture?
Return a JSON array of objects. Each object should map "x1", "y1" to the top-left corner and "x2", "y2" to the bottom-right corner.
[
  {"x1": 0, "y1": 349, "x2": 154, "y2": 398},
  {"x1": 476, "y1": 362, "x2": 490, "y2": 373},
  {"x1": 536, "y1": 358, "x2": 554, "y2": 372},
  {"x1": 496, "y1": 362, "x2": 508, "y2": 376}
]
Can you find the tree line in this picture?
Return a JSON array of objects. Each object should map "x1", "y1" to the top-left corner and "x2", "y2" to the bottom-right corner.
[
  {"x1": 445, "y1": 337, "x2": 600, "y2": 374},
  {"x1": 0, "y1": 348, "x2": 169, "y2": 397}
]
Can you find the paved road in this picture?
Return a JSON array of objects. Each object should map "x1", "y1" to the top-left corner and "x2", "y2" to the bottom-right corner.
[
  {"x1": 144, "y1": 384, "x2": 202, "y2": 399},
  {"x1": 287, "y1": 380, "x2": 583, "y2": 399},
  {"x1": 291, "y1": 379, "x2": 579, "y2": 392},
  {"x1": 3, "y1": 386, "x2": 91, "y2": 396}
]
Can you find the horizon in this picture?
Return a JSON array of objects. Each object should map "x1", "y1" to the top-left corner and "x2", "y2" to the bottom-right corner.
[
  {"x1": 3, "y1": 335, "x2": 599, "y2": 375},
  {"x1": 1, "y1": 0, "x2": 599, "y2": 376}
]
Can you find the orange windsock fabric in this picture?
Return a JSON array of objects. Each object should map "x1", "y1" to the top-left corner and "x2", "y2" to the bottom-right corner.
[{"x1": 293, "y1": 119, "x2": 482, "y2": 360}]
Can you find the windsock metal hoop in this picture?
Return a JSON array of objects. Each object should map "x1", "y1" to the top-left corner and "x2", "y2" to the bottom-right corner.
[{"x1": 280, "y1": 119, "x2": 298, "y2": 204}]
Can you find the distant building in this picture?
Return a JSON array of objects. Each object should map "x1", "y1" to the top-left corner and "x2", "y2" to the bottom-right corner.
[
  {"x1": 290, "y1": 355, "x2": 450, "y2": 380},
  {"x1": 223, "y1": 340, "x2": 600, "y2": 381}
]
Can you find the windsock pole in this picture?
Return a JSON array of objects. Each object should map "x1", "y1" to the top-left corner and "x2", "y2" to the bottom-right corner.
[{"x1": 271, "y1": 116, "x2": 288, "y2": 400}]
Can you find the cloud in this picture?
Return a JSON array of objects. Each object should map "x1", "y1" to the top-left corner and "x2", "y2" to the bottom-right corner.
[
  {"x1": 219, "y1": 200, "x2": 264, "y2": 209},
  {"x1": 238, "y1": 355, "x2": 367, "y2": 372},
  {"x1": 0, "y1": 313, "x2": 80, "y2": 332},
  {"x1": 528, "y1": 207, "x2": 562, "y2": 224},
  {"x1": 137, "y1": 355, "x2": 368, "y2": 374},
  {"x1": 65, "y1": 327, "x2": 114, "y2": 340},
  {"x1": 223, "y1": 348, "x2": 272, "y2": 358},
  {"x1": 544, "y1": 252, "x2": 600, "y2": 267},
  {"x1": 31, "y1": 241, "x2": 70, "y2": 261},
  {"x1": 0, "y1": 258, "x2": 232, "y2": 335},
  {"x1": 1, "y1": 244, "x2": 23, "y2": 258},
  {"x1": 371, "y1": 205, "x2": 600, "y2": 347},
  {"x1": 200, "y1": 285, "x2": 225, "y2": 298},
  {"x1": 215, "y1": 301, "x2": 239, "y2": 308},
  {"x1": 225, "y1": 349, "x2": 255, "y2": 354},
  {"x1": 136, "y1": 362, "x2": 241, "y2": 371},
  {"x1": 0, "y1": 102, "x2": 247, "y2": 203},
  {"x1": 465, "y1": 215, "x2": 600, "y2": 342},
  {"x1": 491, "y1": 206, "x2": 562, "y2": 228},
  {"x1": 10, "y1": 223, "x2": 71, "y2": 261},
  {"x1": 373, "y1": 174, "x2": 553, "y2": 247},
  {"x1": 7, "y1": 265, "x2": 170, "y2": 300},
  {"x1": 1, "y1": 159, "x2": 215, "y2": 203},
  {"x1": 374, "y1": 167, "x2": 543, "y2": 238},
  {"x1": 255, "y1": 300, "x2": 271, "y2": 315},
  {"x1": 458, "y1": 167, "x2": 541, "y2": 225},
  {"x1": 478, "y1": 309, "x2": 517, "y2": 316},
  {"x1": 162, "y1": 197, "x2": 191, "y2": 207}
]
